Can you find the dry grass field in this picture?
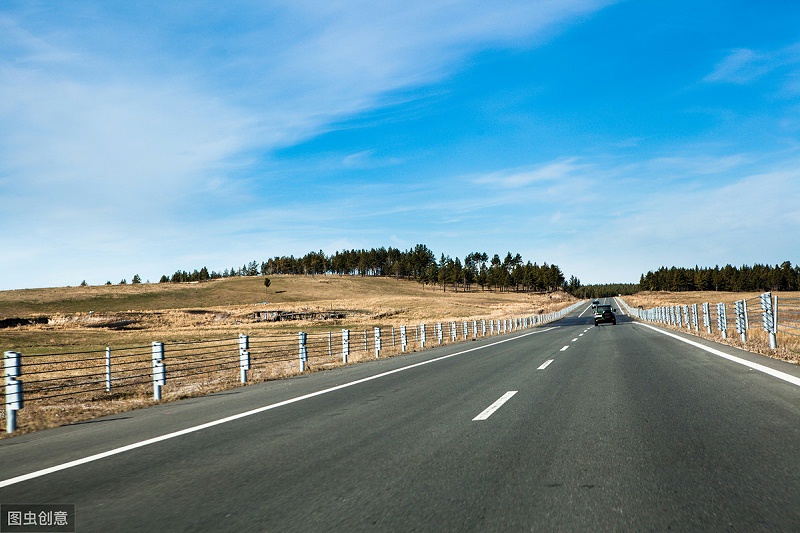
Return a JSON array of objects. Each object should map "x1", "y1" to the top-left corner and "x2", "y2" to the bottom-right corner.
[
  {"x1": 1, "y1": 275, "x2": 578, "y2": 436},
  {"x1": 0, "y1": 275, "x2": 575, "y2": 352}
]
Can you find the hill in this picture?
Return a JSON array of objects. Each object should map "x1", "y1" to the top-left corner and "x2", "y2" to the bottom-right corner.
[{"x1": 0, "y1": 275, "x2": 576, "y2": 353}]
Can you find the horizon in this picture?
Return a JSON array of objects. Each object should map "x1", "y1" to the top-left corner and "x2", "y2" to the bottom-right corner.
[{"x1": 2, "y1": 1, "x2": 799, "y2": 290}]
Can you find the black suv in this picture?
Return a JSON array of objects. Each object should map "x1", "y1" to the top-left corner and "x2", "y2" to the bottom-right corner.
[{"x1": 594, "y1": 304, "x2": 616, "y2": 326}]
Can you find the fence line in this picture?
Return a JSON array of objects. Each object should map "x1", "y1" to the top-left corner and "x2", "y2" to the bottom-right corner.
[
  {"x1": 3, "y1": 301, "x2": 584, "y2": 433},
  {"x1": 618, "y1": 292, "x2": 800, "y2": 353}
]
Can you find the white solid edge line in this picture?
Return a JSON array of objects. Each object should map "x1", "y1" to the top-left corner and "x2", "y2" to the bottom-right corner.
[
  {"x1": 637, "y1": 322, "x2": 800, "y2": 388},
  {"x1": 537, "y1": 359, "x2": 554, "y2": 370},
  {"x1": 0, "y1": 326, "x2": 561, "y2": 489},
  {"x1": 473, "y1": 391, "x2": 518, "y2": 421}
]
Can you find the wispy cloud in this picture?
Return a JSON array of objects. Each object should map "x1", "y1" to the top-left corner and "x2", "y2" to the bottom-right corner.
[
  {"x1": 705, "y1": 42, "x2": 800, "y2": 87},
  {"x1": 472, "y1": 158, "x2": 587, "y2": 188},
  {"x1": 342, "y1": 150, "x2": 402, "y2": 169}
]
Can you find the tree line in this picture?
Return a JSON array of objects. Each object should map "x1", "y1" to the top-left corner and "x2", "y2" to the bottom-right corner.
[
  {"x1": 569, "y1": 283, "x2": 640, "y2": 299},
  {"x1": 639, "y1": 262, "x2": 800, "y2": 292},
  {"x1": 158, "y1": 244, "x2": 567, "y2": 293}
]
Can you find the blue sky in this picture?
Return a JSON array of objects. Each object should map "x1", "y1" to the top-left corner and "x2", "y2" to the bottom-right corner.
[{"x1": 1, "y1": 0, "x2": 799, "y2": 290}]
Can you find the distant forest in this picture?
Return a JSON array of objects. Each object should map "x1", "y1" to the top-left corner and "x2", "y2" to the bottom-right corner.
[
  {"x1": 159, "y1": 244, "x2": 567, "y2": 293},
  {"x1": 157, "y1": 248, "x2": 798, "y2": 296},
  {"x1": 569, "y1": 283, "x2": 640, "y2": 299},
  {"x1": 639, "y1": 262, "x2": 800, "y2": 292}
]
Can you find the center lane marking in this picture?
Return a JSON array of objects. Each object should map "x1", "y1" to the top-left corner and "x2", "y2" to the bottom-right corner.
[
  {"x1": 560, "y1": 345, "x2": 569, "y2": 352},
  {"x1": 473, "y1": 391, "x2": 518, "y2": 421},
  {"x1": 537, "y1": 359, "x2": 554, "y2": 370}
]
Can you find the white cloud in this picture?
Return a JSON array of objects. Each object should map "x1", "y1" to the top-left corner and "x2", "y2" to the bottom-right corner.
[
  {"x1": 646, "y1": 154, "x2": 749, "y2": 176},
  {"x1": 472, "y1": 158, "x2": 587, "y2": 188},
  {"x1": 342, "y1": 150, "x2": 402, "y2": 169},
  {"x1": 705, "y1": 42, "x2": 800, "y2": 86}
]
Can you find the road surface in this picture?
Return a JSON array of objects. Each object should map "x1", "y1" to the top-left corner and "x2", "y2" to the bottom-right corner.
[{"x1": 2, "y1": 300, "x2": 799, "y2": 531}]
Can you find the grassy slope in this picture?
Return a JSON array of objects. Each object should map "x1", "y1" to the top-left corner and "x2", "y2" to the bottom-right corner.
[{"x1": 0, "y1": 275, "x2": 576, "y2": 353}]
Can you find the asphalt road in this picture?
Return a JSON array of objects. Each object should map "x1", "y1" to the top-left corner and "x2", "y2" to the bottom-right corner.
[{"x1": 2, "y1": 301, "x2": 800, "y2": 531}]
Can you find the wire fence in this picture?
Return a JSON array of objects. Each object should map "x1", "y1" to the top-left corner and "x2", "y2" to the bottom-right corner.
[
  {"x1": 3, "y1": 301, "x2": 584, "y2": 433},
  {"x1": 618, "y1": 292, "x2": 800, "y2": 353}
]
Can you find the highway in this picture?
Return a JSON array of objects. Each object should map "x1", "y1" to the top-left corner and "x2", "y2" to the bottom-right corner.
[{"x1": 2, "y1": 300, "x2": 800, "y2": 531}]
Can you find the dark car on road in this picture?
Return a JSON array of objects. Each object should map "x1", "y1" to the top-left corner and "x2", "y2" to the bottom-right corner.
[{"x1": 594, "y1": 304, "x2": 616, "y2": 326}]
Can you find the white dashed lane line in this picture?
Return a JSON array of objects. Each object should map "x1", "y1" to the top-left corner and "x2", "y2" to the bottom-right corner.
[
  {"x1": 473, "y1": 391, "x2": 518, "y2": 421},
  {"x1": 538, "y1": 359, "x2": 554, "y2": 370}
]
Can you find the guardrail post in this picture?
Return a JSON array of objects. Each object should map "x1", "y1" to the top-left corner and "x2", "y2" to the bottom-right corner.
[
  {"x1": 760, "y1": 292, "x2": 778, "y2": 349},
  {"x1": 473, "y1": 320, "x2": 478, "y2": 338},
  {"x1": 342, "y1": 329, "x2": 350, "y2": 363},
  {"x1": 105, "y1": 347, "x2": 112, "y2": 392},
  {"x1": 691, "y1": 304, "x2": 699, "y2": 331},
  {"x1": 152, "y1": 342, "x2": 165, "y2": 401},
  {"x1": 400, "y1": 326, "x2": 408, "y2": 352},
  {"x1": 391, "y1": 327, "x2": 396, "y2": 347},
  {"x1": 374, "y1": 327, "x2": 382, "y2": 359},
  {"x1": 774, "y1": 295, "x2": 780, "y2": 348},
  {"x1": 420, "y1": 324, "x2": 427, "y2": 348},
  {"x1": 703, "y1": 303, "x2": 711, "y2": 334},
  {"x1": 743, "y1": 299, "x2": 750, "y2": 331},
  {"x1": 328, "y1": 332, "x2": 333, "y2": 357},
  {"x1": 437, "y1": 323, "x2": 443, "y2": 345},
  {"x1": 717, "y1": 303, "x2": 727, "y2": 339},
  {"x1": 239, "y1": 334, "x2": 250, "y2": 383},
  {"x1": 4, "y1": 351, "x2": 22, "y2": 434},
  {"x1": 451, "y1": 322, "x2": 457, "y2": 342},
  {"x1": 299, "y1": 332, "x2": 308, "y2": 372},
  {"x1": 735, "y1": 300, "x2": 747, "y2": 343}
]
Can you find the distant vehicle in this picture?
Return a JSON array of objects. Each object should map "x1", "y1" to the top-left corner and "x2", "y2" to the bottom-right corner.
[
  {"x1": 594, "y1": 304, "x2": 616, "y2": 326},
  {"x1": 591, "y1": 299, "x2": 600, "y2": 308}
]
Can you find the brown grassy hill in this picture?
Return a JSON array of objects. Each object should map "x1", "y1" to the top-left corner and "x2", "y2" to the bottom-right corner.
[{"x1": 0, "y1": 275, "x2": 576, "y2": 353}]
